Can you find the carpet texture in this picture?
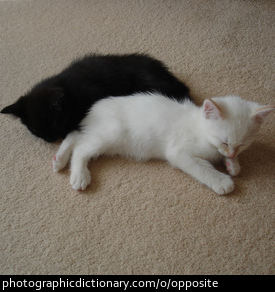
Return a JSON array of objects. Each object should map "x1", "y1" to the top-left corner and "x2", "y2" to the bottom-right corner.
[{"x1": 0, "y1": 0, "x2": 274, "y2": 275}]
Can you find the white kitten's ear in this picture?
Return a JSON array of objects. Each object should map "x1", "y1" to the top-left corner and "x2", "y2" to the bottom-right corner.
[
  {"x1": 203, "y1": 99, "x2": 223, "y2": 120},
  {"x1": 252, "y1": 106, "x2": 275, "y2": 124}
]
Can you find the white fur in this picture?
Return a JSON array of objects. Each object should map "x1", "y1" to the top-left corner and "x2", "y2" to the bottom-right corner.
[{"x1": 52, "y1": 93, "x2": 274, "y2": 194}]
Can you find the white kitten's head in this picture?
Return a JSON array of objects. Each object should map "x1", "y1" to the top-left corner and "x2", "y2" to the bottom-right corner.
[{"x1": 202, "y1": 95, "x2": 274, "y2": 158}]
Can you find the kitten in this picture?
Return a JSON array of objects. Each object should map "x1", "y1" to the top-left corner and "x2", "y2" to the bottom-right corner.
[
  {"x1": 52, "y1": 93, "x2": 274, "y2": 195},
  {"x1": 1, "y1": 53, "x2": 190, "y2": 142}
]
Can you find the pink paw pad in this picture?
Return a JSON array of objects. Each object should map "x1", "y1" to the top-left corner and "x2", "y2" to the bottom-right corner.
[
  {"x1": 225, "y1": 162, "x2": 232, "y2": 173},
  {"x1": 52, "y1": 155, "x2": 57, "y2": 168}
]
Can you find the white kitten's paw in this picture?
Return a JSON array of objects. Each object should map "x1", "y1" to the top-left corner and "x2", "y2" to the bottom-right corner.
[
  {"x1": 52, "y1": 155, "x2": 68, "y2": 172},
  {"x1": 211, "y1": 175, "x2": 234, "y2": 195},
  {"x1": 225, "y1": 158, "x2": 241, "y2": 176},
  {"x1": 70, "y1": 168, "x2": 91, "y2": 191}
]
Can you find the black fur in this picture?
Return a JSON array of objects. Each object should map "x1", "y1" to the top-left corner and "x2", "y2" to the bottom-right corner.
[{"x1": 1, "y1": 53, "x2": 191, "y2": 142}]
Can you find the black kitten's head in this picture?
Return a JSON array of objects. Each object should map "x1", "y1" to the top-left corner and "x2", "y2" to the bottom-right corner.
[{"x1": 1, "y1": 87, "x2": 69, "y2": 142}]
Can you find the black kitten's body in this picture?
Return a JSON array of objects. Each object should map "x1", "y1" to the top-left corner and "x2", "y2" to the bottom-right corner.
[{"x1": 1, "y1": 53, "x2": 191, "y2": 142}]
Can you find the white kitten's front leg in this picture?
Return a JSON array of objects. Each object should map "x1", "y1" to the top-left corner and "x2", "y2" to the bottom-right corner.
[
  {"x1": 167, "y1": 151, "x2": 234, "y2": 195},
  {"x1": 224, "y1": 157, "x2": 241, "y2": 176},
  {"x1": 52, "y1": 131, "x2": 78, "y2": 172}
]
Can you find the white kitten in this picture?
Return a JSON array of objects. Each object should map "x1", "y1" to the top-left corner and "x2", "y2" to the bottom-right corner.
[{"x1": 52, "y1": 93, "x2": 274, "y2": 195}]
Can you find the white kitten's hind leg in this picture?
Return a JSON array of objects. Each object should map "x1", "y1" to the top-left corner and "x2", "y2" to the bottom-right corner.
[
  {"x1": 70, "y1": 140, "x2": 103, "y2": 191},
  {"x1": 224, "y1": 157, "x2": 241, "y2": 176},
  {"x1": 52, "y1": 131, "x2": 78, "y2": 172},
  {"x1": 70, "y1": 160, "x2": 91, "y2": 191},
  {"x1": 167, "y1": 151, "x2": 234, "y2": 195}
]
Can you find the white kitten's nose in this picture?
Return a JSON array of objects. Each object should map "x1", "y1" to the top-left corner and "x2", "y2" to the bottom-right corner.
[{"x1": 227, "y1": 148, "x2": 237, "y2": 158}]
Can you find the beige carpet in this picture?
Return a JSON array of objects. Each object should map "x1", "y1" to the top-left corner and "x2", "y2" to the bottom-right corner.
[{"x1": 0, "y1": 0, "x2": 274, "y2": 275}]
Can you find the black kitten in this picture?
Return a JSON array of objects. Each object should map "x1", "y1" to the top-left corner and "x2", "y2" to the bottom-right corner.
[{"x1": 1, "y1": 53, "x2": 191, "y2": 142}]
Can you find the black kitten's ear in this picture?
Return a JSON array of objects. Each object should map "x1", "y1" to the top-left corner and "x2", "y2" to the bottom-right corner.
[
  {"x1": 50, "y1": 87, "x2": 66, "y2": 111},
  {"x1": 1, "y1": 98, "x2": 24, "y2": 117}
]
